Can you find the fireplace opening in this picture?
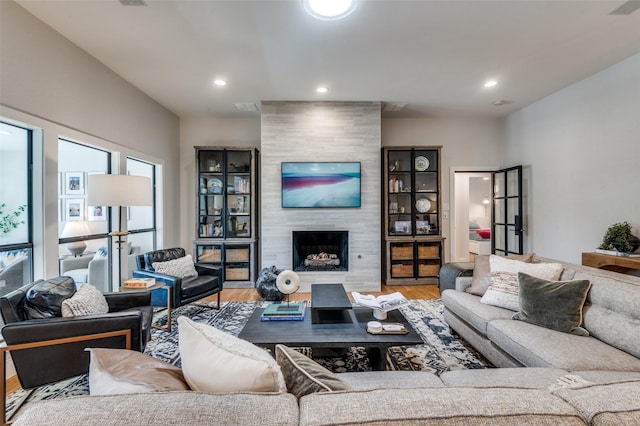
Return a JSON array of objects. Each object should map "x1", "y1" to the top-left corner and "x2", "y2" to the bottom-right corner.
[{"x1": 292, "y1": 231, "x2": 348, "y2": 272}]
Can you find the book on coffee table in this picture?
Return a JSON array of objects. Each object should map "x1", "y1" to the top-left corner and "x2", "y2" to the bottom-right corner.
[{"x1": 261, "y1": 302, "x2": 307, "y2": 321}]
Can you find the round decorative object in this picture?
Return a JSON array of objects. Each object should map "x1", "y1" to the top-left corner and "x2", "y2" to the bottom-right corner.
[
  {"x1": 367, "y1": 321, "x2": 383, "y2": 332},
  {"x1": 276, "y1": 270, "x2": 300, "y2": 295},
  {"x1": 415, "y1": 156, "x2": 429, "y2": 171},
  {"x1": 415, "y1": 198, "x2": 431, "y2": 213}
]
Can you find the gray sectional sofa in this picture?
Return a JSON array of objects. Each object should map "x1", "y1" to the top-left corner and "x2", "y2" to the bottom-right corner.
[
  {"x1": 441, "y1": 257, "x2": 640, "y2": 371},
  {"x1": 12, "y1": 257, "x2": 640, "y2": 425}
]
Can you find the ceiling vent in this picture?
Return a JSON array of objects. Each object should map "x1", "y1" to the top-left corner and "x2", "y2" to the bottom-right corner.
[
  {"x1": 609, "y1": 0, "x2": 640, "y2": 15},
  {"x1": 382, "y1": 102, "x2": 408, "y2": 112},
  {"x1": 119, "y1": 0, "x2": 146, "y2": 6},
  {"x1": 492, "y1": 100, "x2": 513, "y2": 106},
  {"x1": 234, "y1": 103, "x2": 260, "y2": 112}
]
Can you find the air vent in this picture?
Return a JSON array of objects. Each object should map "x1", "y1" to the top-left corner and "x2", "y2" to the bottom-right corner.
[
  {"x1": 609, "y1": 0, "x2": 640, "y2": 15},
  {"x1": 492, "y1": 100, "x2": 513, "y2": 106},
  {"x1": 234, "y1": 103, "x2": 260, "y2": 112},
  {"x1": 119, "y1": 0, "x2": 146, "y2": 6},
  {"x1": 382, "y1": 102, "x2": 408, "y2": 112}
]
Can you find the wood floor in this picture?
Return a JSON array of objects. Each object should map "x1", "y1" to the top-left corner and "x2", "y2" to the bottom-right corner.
[{"x1": 209, "y1": 283, "x2": 441, "y2": 303}]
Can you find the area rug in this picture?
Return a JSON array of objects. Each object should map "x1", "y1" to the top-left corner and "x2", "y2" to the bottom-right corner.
[{"x1": 6, "y1": 299, "x2": 490, "y2": 418}]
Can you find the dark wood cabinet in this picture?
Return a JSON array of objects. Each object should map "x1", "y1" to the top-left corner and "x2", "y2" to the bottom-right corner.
[{"x1": 383, "y1": 147, "x2": 444, "y2": 285}]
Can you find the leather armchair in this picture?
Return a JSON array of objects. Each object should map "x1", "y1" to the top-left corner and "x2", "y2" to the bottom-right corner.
[
  {"x1": 133, "y1": 247, "x2": 222, "y2": 310},
  {"x1": 0, "y1": 278, "x2": 153, "y2": 389}
]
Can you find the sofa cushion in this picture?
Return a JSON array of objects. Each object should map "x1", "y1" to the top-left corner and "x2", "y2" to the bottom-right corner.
[
  {"x1": 61, "y1": 284, "x2": 109, "y2": 317},
  {"x1": 480, "y1": 256, "x2": 564, "y2": 311},
  {"x1": 12, "y1": 392, "x2": 300, "y2": 426},
  {"x1": 441, "y1": 289, "x2": 514, "y2": 336},
  {"x1": 466, "y1": 253, "x2": 535, "y2": 296},
  {"x1": 487, "y1": 319, "x2": 640, "y2": 371},
  {"x1": 337, "y1": 371, "x2": 444, "y2": 390},
  {"x1": 275, "y1": 344, "x2": 352, "y2": 398},
  {"x1": 177, "y1": 316, "x2": 286, "y2": 393},
  {"x1": 552, "y1": 381, "x2": 640, "y2": 425},
  {"x1": 441, "y1": 367, "x2": 569, "y2": 389},
  {"x1": 87, "y1": 348, "x2": 189, "y2": 394},
  {"x1": 299, "y1": 387, "x2": 584, "y2": 425},
  {"x1": 513, "y1": 272, "x2": 591, "y2": 336},
  {"x1": 152, "y1": 254, "x2": 197, "y2": 278}
]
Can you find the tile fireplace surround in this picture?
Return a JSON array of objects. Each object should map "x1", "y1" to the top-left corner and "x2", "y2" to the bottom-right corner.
[{"x1": 260, "y1": 101, "x2": 382, "y2": 293}]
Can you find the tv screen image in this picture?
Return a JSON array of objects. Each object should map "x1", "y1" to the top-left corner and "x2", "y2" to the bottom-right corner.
[{"x1": 282, "y1": 162, "x2": 361, "y2": 208}]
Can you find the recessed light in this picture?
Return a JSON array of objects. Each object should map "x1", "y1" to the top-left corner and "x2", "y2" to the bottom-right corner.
[
  {"x1": 213, "y1": 79, "x2": 227, "y2": 86},
  {"x1": 316, "y1": 87, "x2": 328, "y2": 93},
  {"x1": 303, "y1": 0, "x2": 358, "y2": 20},
  {"x1": 484, "y1": 80, "x2": 497, "y2": 88}
]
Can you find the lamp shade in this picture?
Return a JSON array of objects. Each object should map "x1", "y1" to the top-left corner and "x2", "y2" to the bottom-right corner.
[
  {"x1": 60, "y1": 220, "x2": 90, "y2": 238},
  {"x1": 87, "y1": 175, "x2": 152, "y2": 207}
]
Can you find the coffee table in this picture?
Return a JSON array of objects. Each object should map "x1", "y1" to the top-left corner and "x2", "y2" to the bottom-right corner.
[{"x1": 238, "y1": 305, "x2": 423, "y2": 370}]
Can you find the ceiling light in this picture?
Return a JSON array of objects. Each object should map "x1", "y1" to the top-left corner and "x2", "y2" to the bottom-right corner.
[
  {"x1": 484, "y1": 80, "x2": 497, "y2": 88},
  {"x1": 303, "y1": 0, "x2": 358, "y2": 20},
  {"x1": 316, "y1": 87, "x2": 328, "y2": 93},
  {"x1": 214, "y1": 79, "x2": 226, "y2": 86}
]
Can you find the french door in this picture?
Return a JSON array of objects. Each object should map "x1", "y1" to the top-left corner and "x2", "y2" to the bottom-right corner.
[{"x1": 492, "y1": 166, "x2": 523, "y2": 255}]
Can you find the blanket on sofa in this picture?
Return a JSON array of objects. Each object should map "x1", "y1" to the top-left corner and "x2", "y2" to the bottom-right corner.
[{"x1": 6, "y1": 299, "x2": 490, "y2": 417}]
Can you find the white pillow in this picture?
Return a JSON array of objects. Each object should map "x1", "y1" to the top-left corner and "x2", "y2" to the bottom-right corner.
[
  {"x1": 177, "y1": 316, "x2": 287, "y2": 393},
  {"x1": 480, "y1": 255, "x2": 563, "y2": 311},
  {"x1": 61, "y1": 284, "x2": 109, "y2": 317},
  {"x1": 152, "y1": 254, "x2": 198, "y2": 278},
  {"x1": 87, "y1": 348, "x2": 189, "y2": 395}
]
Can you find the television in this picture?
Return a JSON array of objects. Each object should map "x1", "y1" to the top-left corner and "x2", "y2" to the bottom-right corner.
[{"x1": 281, "y1": 162, "x2": 361, "y2": 208}]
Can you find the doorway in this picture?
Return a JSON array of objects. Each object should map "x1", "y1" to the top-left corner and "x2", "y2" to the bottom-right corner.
[{"x1": 452, "y1": 171, "x2": 492, "y2": 262}]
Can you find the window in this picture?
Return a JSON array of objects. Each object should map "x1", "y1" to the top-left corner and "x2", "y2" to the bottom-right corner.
[
  {"x1": 125, "y1": 158, "x2": 157, "y2": 278},
  {"x1": 58, "y1": 139, "x2": 112, "y2": 291},
  {"x1": 0, "y1": 122, "x2": 33, "y2": 300}
]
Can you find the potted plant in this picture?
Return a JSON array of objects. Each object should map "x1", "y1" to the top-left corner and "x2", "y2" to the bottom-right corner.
[
  {"x1": 598, "y1": 222, "x2": 640, "y2": 253},
  {"x1": 0, "y1": 203, "x2": 26, "y2": 237}
]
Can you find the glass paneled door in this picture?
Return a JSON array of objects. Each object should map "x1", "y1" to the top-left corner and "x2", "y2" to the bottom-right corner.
[{"x1": 492, "y1": 166, "x2": 523, "y2": 255}]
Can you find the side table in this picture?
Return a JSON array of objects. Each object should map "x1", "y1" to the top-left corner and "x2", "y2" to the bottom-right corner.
[{"x1": 121, "y1": 282, "x2": 173, "y2": 332}]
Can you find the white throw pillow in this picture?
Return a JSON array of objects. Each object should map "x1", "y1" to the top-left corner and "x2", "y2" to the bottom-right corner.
[
  {"x1": 480, "y1": 255, "x2": 563, "y2": 311},
  {"x1": 152, "y1": 254, "x2": 198, "y2": 278},
  {"x1": 61, "y1": 283, "x2": 109, "y2": 317},
  {"x1": 178, "y1": 316, "x2": 287, "y2": 393}
]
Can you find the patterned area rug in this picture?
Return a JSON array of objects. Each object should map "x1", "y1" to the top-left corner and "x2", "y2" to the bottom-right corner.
[{"x1": 6, "y1": 299, "x2": 490, "y2": 418}]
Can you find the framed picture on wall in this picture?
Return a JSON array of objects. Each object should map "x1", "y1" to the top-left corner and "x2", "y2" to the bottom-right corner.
[
  {"x1": 88, "y1": 205, "x2": 105, "y2": 221},
  {"x1": 65, "y1": 172, "x2": 85, "y2": 195},
  {"x1": 65, "y1": 199, "x2": 85, "y2": 221}
]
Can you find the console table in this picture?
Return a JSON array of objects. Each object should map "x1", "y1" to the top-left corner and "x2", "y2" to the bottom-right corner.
[{"x1": 581, "y1": 252, "x2": 640, "y2": 275}]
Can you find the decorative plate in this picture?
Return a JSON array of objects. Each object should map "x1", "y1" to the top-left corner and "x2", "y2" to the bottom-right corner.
[
  {"x1": 416, "y1": 198, "x2": 431, "y2": 213},
  {"x1": 207, "y1": 178, "x2": 223, "y2": 194},
  {"x1": 415, "y1": 156, "x2": 429, "y2": 171}
]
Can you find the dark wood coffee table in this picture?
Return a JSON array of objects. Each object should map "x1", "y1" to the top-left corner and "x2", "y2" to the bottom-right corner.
[{"x1": 238, "y1": 306, "x2": 423, "y2": 370}]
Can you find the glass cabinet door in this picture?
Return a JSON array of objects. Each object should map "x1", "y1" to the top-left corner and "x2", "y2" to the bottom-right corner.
[
  {"x1": 198, "y1": 151, "x2": 224, "y2": 238},
  {"x1": 226, "y1": 150, "x2": 252, "y2": 238},
  {"x1": 414, "y1": 149, "x2": 439, "y2": 235},
  {"x1": 387, "y1": 150, "x2": 413, "y2": 236}
]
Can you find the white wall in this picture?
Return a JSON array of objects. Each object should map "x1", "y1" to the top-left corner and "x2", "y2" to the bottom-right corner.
[
  {"x1": 503, "y1": 52, "x2": 640, "y2": 263},
  {"x1": 382, "y1": 117, "x2": 502, "y2": 261},
  {"x1": 1, "y1": 1, "x2": 180, "y2": 279}
]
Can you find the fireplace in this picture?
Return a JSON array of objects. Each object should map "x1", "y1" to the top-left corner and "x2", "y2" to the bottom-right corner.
[{"x1": 292, "y1": 231, "x2": 348, "y2": 272}]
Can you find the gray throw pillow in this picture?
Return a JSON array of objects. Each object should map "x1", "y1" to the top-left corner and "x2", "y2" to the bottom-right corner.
[
  {"x1": 275, "y1": 344, "x2": 352, "y2": 399},
  {"x1": 512, "y1": 272, "x2": 591, "y2": 336}
]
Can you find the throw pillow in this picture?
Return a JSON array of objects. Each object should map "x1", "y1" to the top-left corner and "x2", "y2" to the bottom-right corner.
[
  {"x1": 87, "y1": 348, "x2": 189, "y2": 395},
  {"x1": 513, "y1": 272, "x2": 591, "y2": 336},
  {"x1": 61, "y1": 283, "x2": 109, "y2": 317},
  {"x1": 177, "y1": 316, "x2": 287, "y2": 393},
  {"x1": 480, "y1": 256, "x2": 563, "y2": 311},
  {"x1": 466, "y1": 253, "x2": 535, "y2": 296},
  {"x1": 152, "y1": 254, "x2": 198, "y2": 279},
  {"x1": 25, "y1": 276, "x2": 76, "y2": 319},
  {"x1": 92, "y1": 247, "x2": 108, "y2": 261},
  {"x1": 275, "y1": 344, "x2": 352, "y2": 399}
]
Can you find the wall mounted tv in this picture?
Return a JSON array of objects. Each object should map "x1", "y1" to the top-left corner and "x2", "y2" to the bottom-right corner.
[{"x1": 281, "y1": 162, "x2": 361, "y2": 208}]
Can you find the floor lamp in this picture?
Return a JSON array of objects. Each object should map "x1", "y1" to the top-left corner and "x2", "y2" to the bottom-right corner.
[{"x1": 87, "y1": 174, "x2": 153, "y2": 288}]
